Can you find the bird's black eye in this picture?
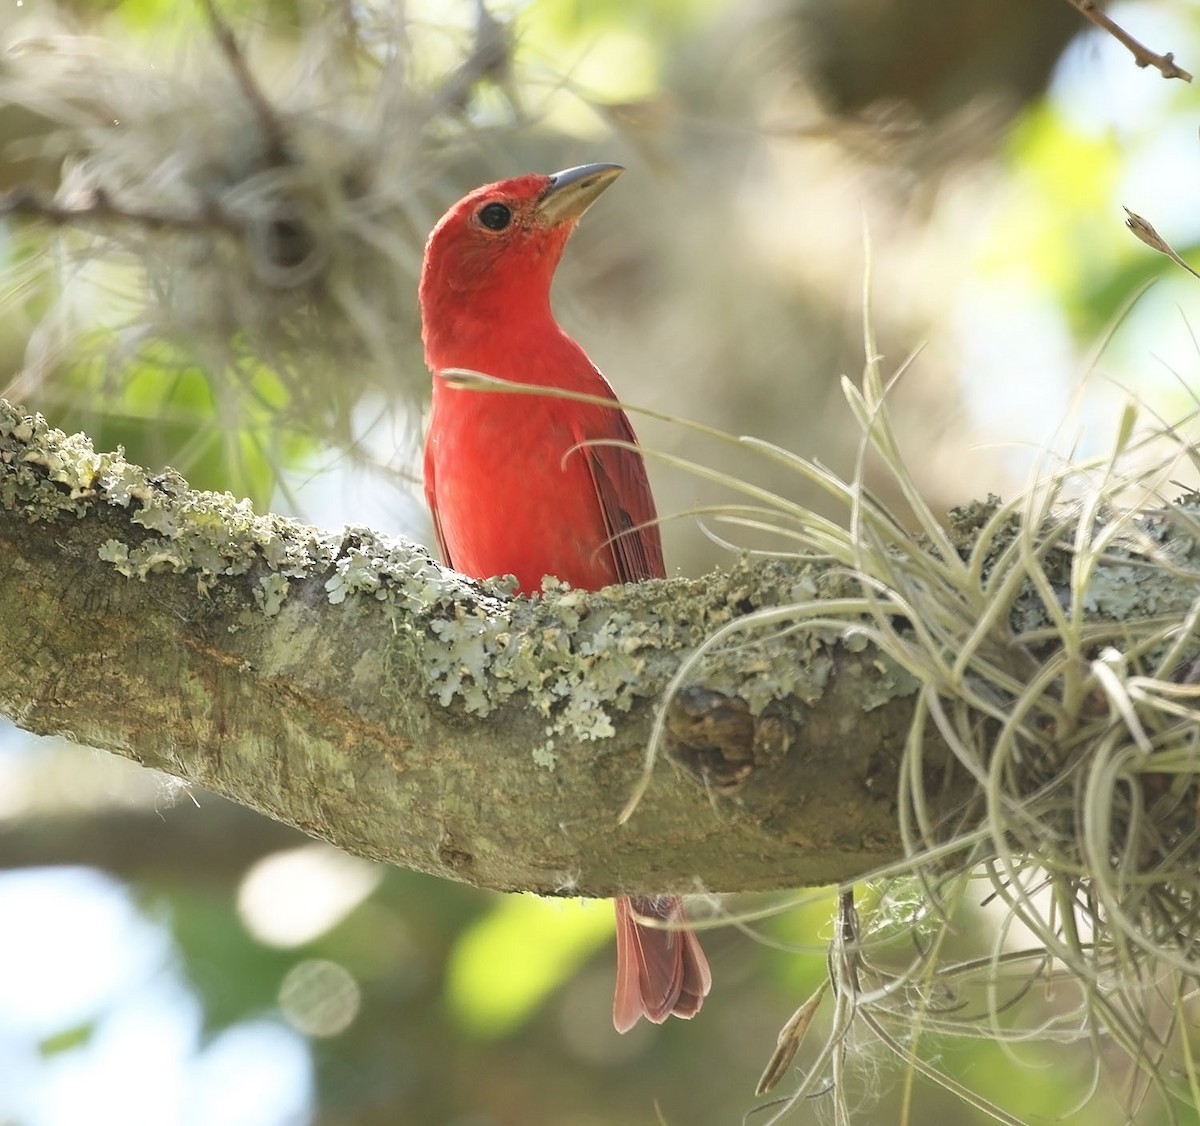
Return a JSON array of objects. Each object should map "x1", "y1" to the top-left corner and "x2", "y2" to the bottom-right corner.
[{"x1": 478, "y1": 201, "x2": 512, "y2": 231}]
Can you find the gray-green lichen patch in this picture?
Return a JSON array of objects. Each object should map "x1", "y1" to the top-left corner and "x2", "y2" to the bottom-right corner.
[
  {"x1": 288, "y1": 529, "x2": 686, "y2": 763},
  {"x1": 1081, "y1": 562, "x2": 1144, "y2": 618},
  {"x1": 321, "y1": 531, "x2": 489, "y2": 614},
  {"x1": 843, "y1": 653, "x2": 921, "y2": 711},
  {"x1": 417, "y1": 582, "x2": 674, "y2": 765},
  {"x1": 2, "y1": 403, "x2": 350, "y2": 589},
  {"x1": 428, "y1": 593, "x2": 652, "y2": 711},
  {"x1": 410, "y1": 555, "x2": 853, "y2": 763},
  {"x1": 255, "y1": 573, "x2": 291, "y2": 617},
  {"x1": 1, "y1": 409, "x2": 115, "y2": 521},
  {"x1": 118, "y1": 477, "x2": 343, "y2": 582},
  {"x1": 309, "y1": 528, "x2": 527, "y2": 665}
]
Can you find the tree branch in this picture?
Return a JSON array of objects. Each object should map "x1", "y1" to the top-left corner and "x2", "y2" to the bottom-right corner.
[
  {"x1": 0, "y1": 798, "x2": 306, "y2": 882},
  {"x1": 1062, "y1": 0, "x2": 1193, "y2": 81},
  {"x1": 4, "y1": 398, "x2": 1193, "y2": 901}
]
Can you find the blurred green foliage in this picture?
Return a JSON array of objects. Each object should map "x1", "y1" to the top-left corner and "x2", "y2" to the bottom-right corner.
[
  {"x1": 446, "y1": 894, "x2": 613, "y2": 1038},
  {"x1": 58, "y1": 343, "x2": 312, "y2": 506}
]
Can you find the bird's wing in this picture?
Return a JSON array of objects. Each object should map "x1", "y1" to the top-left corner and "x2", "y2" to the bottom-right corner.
[
  {"x1": 423, "y1": 440, "x2": 454, "y2": 567},
  {"x1": 577, "y1": 406, "x2": 666, "y2": 583}
]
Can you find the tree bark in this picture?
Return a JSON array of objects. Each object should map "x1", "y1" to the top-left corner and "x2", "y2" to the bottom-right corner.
[{"x1": 3, "y1": 398, "x2": 1184, "y2": 899}]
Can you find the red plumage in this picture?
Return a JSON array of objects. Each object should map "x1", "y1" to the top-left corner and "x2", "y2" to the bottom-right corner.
[{"x1": 420, "y1": 164, "x2": 710, "y2": 1032}]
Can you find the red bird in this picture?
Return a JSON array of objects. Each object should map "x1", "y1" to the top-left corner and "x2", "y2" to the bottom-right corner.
[{"x1": 419, "y1": 164, "x2": 710, "y2": 1032}]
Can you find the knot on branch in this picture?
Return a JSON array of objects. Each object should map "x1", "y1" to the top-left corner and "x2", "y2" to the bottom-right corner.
[{"x1": 666, "y1": 687, "x2": 793, "y2": 794}]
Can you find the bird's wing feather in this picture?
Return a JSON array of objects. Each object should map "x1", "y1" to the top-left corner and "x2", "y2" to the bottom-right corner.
[
  {"x1": 577, "y1": 407, "x2": 665, "y2": 583},
  {"x1": 423, "y1": 440, "x2": 454, "y2": 568}
]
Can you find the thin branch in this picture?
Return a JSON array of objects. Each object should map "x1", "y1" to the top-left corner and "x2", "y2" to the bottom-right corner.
[
  {"x1": 428, "y1": 0, "x2": 515, "y2": 115},
  {"x1": 1062, "y1": 0, "x2": 1193, "y2": 82},
  {"x1": 0, "y1": 185, "x2": 232, "y2": 235},
  {"x1": 198, "y1": 0, "x2": 293, "y2": 166}
]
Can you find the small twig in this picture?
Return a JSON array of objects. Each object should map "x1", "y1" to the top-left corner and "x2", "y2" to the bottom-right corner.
[
  {"x1": 1123, "y1": 207, "x2": 1200, "y2": 281},
  {"x1": 198, "y1": 0, "x2": 293, "y2": 165},
  {"x1": 429, "y1": 0, "x2": 514, "y2": 115},
  {"x1": 1062, "y1": 0, "x2": 1192, "y2": 82},
  {"x1": 0, "y1": 185, "x2": 231, "y2": 235}
]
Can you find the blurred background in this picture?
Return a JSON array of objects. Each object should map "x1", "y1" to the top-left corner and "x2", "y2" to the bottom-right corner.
[{"x1": 2, "y1": 0, "x2": 1200, "y2": 1122}]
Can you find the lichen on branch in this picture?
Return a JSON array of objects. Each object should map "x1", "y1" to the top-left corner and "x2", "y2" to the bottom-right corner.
[{"x1": 0, "y1": 396, "x2": 925, "y2": 896}]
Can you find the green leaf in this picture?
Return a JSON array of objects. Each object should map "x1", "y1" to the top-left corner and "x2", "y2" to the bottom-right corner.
[
  {"x1": 38, "y1": 1021, "x2": 96, "y2": 1057},
  {"x1": 445, "y1": 894, "x2": 612, "y2": 1038}
]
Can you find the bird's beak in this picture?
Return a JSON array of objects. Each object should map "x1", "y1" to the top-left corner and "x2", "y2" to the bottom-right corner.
[{"x1": 536, "y1": 163, "x2": 624, "y2": 226}]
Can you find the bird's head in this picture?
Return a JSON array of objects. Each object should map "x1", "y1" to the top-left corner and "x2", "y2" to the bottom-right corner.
[{"x1": 419, "y1": 163, "x2": 623, "y2": 342}]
